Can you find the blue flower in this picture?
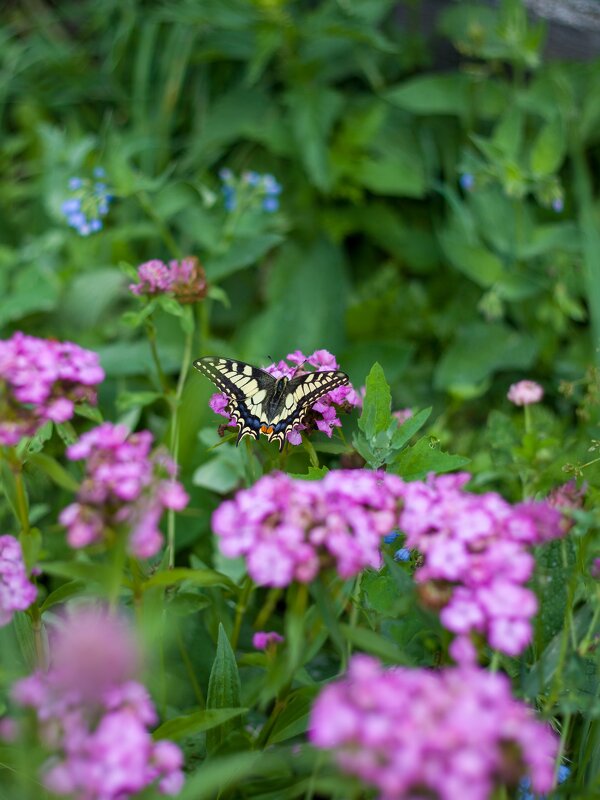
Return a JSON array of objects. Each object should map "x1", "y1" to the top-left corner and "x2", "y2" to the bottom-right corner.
[
  {"x1": 93, "y1": 166, "x2": 106, "y2": 178},
  {"x1": 552, "y1": 197, "x2": 564, "y2": 213},
  {"x1": 383, "y1": 531, "x2": 399, "y2": 544},
  {"x1": 518, "y1": 765, "x2": 570, "y2": 799},
  {"x1": 263, "y1": 174, "x2": 282, "y2": 195},
  {"x1": 459, "y1": 173, "x2": 475, "y2": 191},
  {"x1": 243, "y1": 170, "x2": 261, "y2": 186},
  {"x1": 262, "y1": 195, "x2": 279, "y2": 213},
  {"x1": 394, "y1": 548, "x2": 411, "y2": 562},
  {"x1": 62, "y1": 170, "x2": 112, "y2": 236}
]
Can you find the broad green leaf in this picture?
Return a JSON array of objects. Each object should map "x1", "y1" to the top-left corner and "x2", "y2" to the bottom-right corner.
[
  {"x1": 390, "y1": 407, "x2": 432, "y2": 450},
  {"x1": 438, "y1": 225, "x2": 505, "y2": 288},
  {"x1": 492, "y1": 106, "x2": 523, "y2": 159},
  {"x1": 41, "y1": 561, "x2": 116, "y2": 590},
  {"x1": 28, "y1": 453, "x2": 79, "y2": 492},
  {"x1": 153, "y1": 708, "x2": 247, "y2": 741},
  {"x1": 288, "y1": 466, "x2": 329, "y2": 481},
  {"x1": 206, "y1": 624, "x2": 243, "y2": 752},
  {"x1": 389, "y1": 437, "x2": 470, "y2": 480},
  {"x1": 12, "y1": 611, "x2": 39, "y2": 671},
  {"x1": 358, "y1": 362, "x2": 392, "y2": 438},
  {"x1": 530, "y1": 116, "x2": 565, "y2": 177},
  {"x1": 142, "y1": 568, "x2": 235, "y2": 591},
  {"x1": 338, "y1": 623, "x2": 408, "y2": 663},
  {"x1": 205, "y1": 234, "x2": 283, "y2": 281},
  {"x1": 39, "y1": 580, "x2": 85, "y2": 612},
  {"x1": 266, "y1": 687, "x2": 319, "y2": 745}
]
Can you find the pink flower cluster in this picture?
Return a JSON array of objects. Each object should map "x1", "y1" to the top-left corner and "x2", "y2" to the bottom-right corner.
[
  {"x1": 399, "y1": 473, "x2": 563, "y2": 656},
  {"x1": 212, "y1": 470, "x2": 403, "y2": 586},
  {"x1": 309, "y1": 655, "x2": 558, "y2": 800},
  {"x1": 507, "y1": 380, "x2": 544, "y2": 406},
  {"x1": 0, "y1": 535, "x2": 36, "y2": 625},
  {"x1": 209, "y1": 348, "x2": 360, "y2": 444},
  {"x1": 59, "y1": 423, "x2": 188, "y2": 558},
  {"x1": 12, "y1": 607, "x2": 184, "y2": 799},
  {"x1": 0, "y1": 332, "x2": 104, "y2": 445},
  {"x1": 129, "y1": 256, "x2": 207, "y2": 303}
]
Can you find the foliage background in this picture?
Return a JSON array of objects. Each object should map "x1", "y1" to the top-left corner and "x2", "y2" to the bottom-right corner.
[{"x1": 1, "y1": 0, "x2": 600, "y2": 797}]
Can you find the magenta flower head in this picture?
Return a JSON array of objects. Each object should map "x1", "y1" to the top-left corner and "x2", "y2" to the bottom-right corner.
[
  {"x1": 130, "y1": 256, "x2": 207, "y2": 304},
  {"x1": 208, "y1": 348, "x2": 360, "y2": 447},
  {"x1": 59, "y1": 423, "x2": 189, "y2": 558},
  {"x1": 252, "y1": 631, "x2": 284, "y2": 650},
  {"x1": 309, "y1": 655, "x2": 558, "y2": 800},
  {"x1": 212, "y1": 469, "x2": 404, "y2": 587},
  {"x1": 12, "y1": 606, "x2": 184, "y2": 799},
  {"x1": 399, "y1": 473, "x2": 564, "y2": 657},
  {"x1": 507, "y1": 380, "x2": 544, "y2": 406},
  {"x1": 0, "y1": 535, "x2": 36, "y2": 626},
  {"x1": 0, "y1": 332, "x2": 104, "y2": 445}
]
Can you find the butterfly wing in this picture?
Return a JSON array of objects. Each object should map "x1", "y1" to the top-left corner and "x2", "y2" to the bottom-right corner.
[
  {"x1": 193, "y1": 357, "x2": 277, "y2": 445},
  {"x1": 265, "y1": 370, "x2": 349, "y2": 450}
]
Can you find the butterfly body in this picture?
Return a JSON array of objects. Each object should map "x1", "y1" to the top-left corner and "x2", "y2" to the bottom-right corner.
[{"x1": 193, "y1": 356, "x2": 349, "y2": 451}]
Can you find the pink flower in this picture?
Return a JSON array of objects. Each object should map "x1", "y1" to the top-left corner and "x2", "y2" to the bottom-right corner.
[
  {"x1": 309, "y1": 655, "x2": 558, "y2": 800},
  {"x1": 12, "y1": 607, "x2": 184, "y2": 799},
  {"x1": 507, "y1": 380, "x2": 544, "y2": 406},
  {"x1": 59, "y1": 423, "x2": 188, "y2": 558},
  {"x1": 207, "y1": 348, "x2": 360, "y2": 447},
  {"x1": 0, "y1": 333, "x2": 104, "y2": 445},
  {"x1": 398, "y1": 473, "x2": 564, "y2": 656},
  {"x1": 0, "y1": 535, "x2": 36, "y2": 626},
  {"x1": 252, "y1": 631, "x2": 284, "y2": 649},
  {"x1": 130, "y1": 256, "x2": 207, "y2": 303},
  {"x1": 393, "y1": 408, "x2": 413, "y2": 425},
  {"x1": 212, "y1": 470, "x2": 404, "y2": 587}
]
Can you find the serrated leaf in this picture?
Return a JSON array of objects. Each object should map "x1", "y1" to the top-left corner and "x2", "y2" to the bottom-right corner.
[
  {"x1": 389, "y1": 437, "x2": 470, "y2": 480},
  {"x1": 358, "y1": 362, "x2": 392, "y2": 438},
  {"x1": 206, "y1": 624, "x2": 243, "y2": 752},
  {"x1": 153, "y1": 708, "x2": 247, "y2": 741}
]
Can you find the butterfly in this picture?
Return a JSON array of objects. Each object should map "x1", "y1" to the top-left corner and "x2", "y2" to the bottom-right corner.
[{"x1": 193, "y1": 356, "x2": 349, "y2": 451}]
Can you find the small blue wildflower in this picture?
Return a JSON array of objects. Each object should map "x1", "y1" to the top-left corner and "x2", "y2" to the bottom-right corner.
[
  {"x1": 62, "y1": 170, "x2": 112, "y2": 236},
  {"x1": 262, "y1": 195, "x2": 279, "y2": 213},
  {"x1": 383, "y1": 531, "x2": 399, "y2": 544},
  {"x1": 219, "y1": 168, "x2": 234, "y2": 182},
  {"x1": 459, "y1": 173, "x2": 475, "y2": 191},
  {"x1": 243, "y1": 170, "x2": 261, "y2": 186},
  {"x1": 552, "y1": 197, "x2": 564, "y2": 213},
  {"x1": 263, "y1": 174, "x2": 282, "y2": 195},
  {"x1": 93, "y1": 166, "x2": 106, "y2": 178},
  {"x1": 518, "y1": 765, "x2": 570, "y2": 800},
  {"x1": 394, "y1": 548, "x2": 411, "y2": 562},
  {"x1": 223, "y1": 186, "x2": 237, "y2": 211},
  {"x1": 557, "y1": 765, "x2": 570, "y2": 784}
]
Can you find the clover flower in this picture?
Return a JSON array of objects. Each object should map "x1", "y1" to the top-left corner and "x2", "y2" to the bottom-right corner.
[
  {"x1": 0, "y1": 332, "x2": 104, "y2": 445},
  {"x1": 0, "y1": 535, "x2": 36, "y2": 626},
  {"x1": 129, "y1": 256, "x2": 207, "y2": 303},
  {"x1": 507, "y1": 380, "x2": 544, "y2": 406},
  {"x1": 61, "y1": 169, "x2": 112, "y2": 235},
  {"x1": 209, "y1": 348, "x2": 360, "y2": 446},
  {"x1": 59, "y1": 423, "x2": 188, "y2": 558},
  {"x1": 12, "y1": 607, "x2": 184, "y2": 799},
  {"x1": 219, "y1": 168, "x2": 282, "y2": 213},
  {"x1": 399, "y1": 473, "x2": 564, "y2": 656},
  {"x1": 212, "y1": 469, "x2": 404, "y2": 587},
  {"x1": 310, "y1": 655, "x2": 558, "y2": 800}
]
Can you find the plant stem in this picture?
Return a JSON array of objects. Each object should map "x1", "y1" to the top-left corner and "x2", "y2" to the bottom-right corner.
[
  {"x1": 145, "y1": 319, "x2": 170, "y2": 394},
  {"x1": 231, "y1": 576, "x2": 254, "y2": 650}
]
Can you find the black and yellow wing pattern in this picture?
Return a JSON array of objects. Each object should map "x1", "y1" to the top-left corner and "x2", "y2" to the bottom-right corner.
[{"x1": 193, "y1": 356, "x2": 349, "y2": 451}]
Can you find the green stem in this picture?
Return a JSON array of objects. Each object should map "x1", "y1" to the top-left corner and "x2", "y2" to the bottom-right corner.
[
  {"x1": 231, "y1": 576, "x2": 254, "y2": 650},
  {"x1": 138, "y1": 191, "x2": 181, "y2": 259},
  {"x1": 523, "y1": 404, "x2": 532, "y2": 436},
  {"x1": 555, "y1": 712, "x2": 572, "y2": 783},
  {"x1": 175, "y1": 622, "x2": 206, "y2": 708},
  {"x1": 253, "y1": 588, "x2": 283, "y2": 631},
  {"x1": 579, "y1": 588, "x2": 600, "y2": 654},
  {"x1": 145, "y1": 319, "x2": 170, "y2": 394},
  {"x1": 344, "y1": 574, "x2": 362, "y2": 669},
  {"x1": 167, "y1": 318, "x2": 195, "y2": 568}
]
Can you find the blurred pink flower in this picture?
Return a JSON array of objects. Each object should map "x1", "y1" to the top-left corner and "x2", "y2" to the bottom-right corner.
[
  {"x1": 252, "y1": 631, "x2": 284, "y2": 650},
  {"x1": 0, "y1": 333, "x2": 104, "y2": 445},
  {"x1": 507, "y1": 380, "x2": 544, "y2": 406},
  {"x1": 12, "y1": 607, "x2": 184, "y2": 799},
  {"x1": 0, "y1": 535, "x2": 36, "y2": 626},
  {"x1": 310, "y1": 655, "x2": 558, "y2": 800},
  {"x1": 130, "y1": 256, "x2": 207, "y2": 303},
  {"x1": 59, "y1": 423, "x2": 188, "y2": 558}
]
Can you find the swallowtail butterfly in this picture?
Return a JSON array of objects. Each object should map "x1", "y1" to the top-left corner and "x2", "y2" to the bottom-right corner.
[{"x1": 193, "y1": 356, "x2": 349, "y2": 451}]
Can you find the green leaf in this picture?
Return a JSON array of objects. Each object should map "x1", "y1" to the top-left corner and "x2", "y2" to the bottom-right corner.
[
  {"x1": 41, "y1": 561, "x2": 116, "y2": 591},
  {"x1": 438, "y1": 225, "x2": 505, "y2": 288},
  {"x1": 288, "y1": 466, "x2": 330, "y2": 481},
  {"x1": 153, "y1": 708, "x2": 248, "y2": 741},
  {"x1": 266, "y1": 687, "x2": 319, "y2": 745},
  {"x1": 530, "y1": 116, "x2": 566, "y2": 177},
  {"x1": 389, "y1": 436, "x2": 470, "y2": 480},
  {"x1": 358, "y1": 362, "x2": 392, "y2": 438},
  {"x1": 12, "y1": 611, "x2": 39, "y2": 671},
  {"x1": 116, "y1": 391, "x2": 163, "y2": 413},
  {"x1": 142, "y1": 568, "x2": 235, "y2": 591},
  {"x1": 390, "y1": 407, "x2": 432, "y2": 450},
  {"x1": 338, "y1": 623, "x2": 407, "y2": 663},
  {"x1": 206, "y1": 624, "x2": 243, "y2": 753},
  {"x1": 434, "y1": 322, "x2": 538, "y2": 394},
  {"x1": 205, "y1": 234, "x2": 283, "y2": 281},
  {"x1": 39, "y1": 580, "x2": 85, "y2": 612},
  {"x1": 28, "y1": 453, "x2": 79, "y2": 492}
]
